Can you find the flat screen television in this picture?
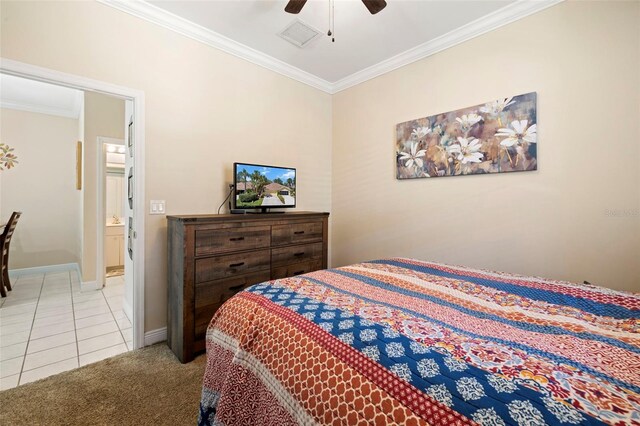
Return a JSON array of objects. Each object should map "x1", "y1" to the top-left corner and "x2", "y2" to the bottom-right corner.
[{"x1": 233, "y1": 162, "x2": 296, "y2": 213}]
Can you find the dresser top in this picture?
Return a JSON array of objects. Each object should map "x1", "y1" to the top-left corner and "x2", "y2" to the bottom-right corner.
[{"x1": 167, "y1": 211, "x2": 329, "y2": 223}]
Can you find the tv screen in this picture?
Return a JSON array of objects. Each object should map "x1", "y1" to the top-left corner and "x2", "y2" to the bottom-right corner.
[{"x1": 234, "y1": 163, "x2": 296, "y2": 210}]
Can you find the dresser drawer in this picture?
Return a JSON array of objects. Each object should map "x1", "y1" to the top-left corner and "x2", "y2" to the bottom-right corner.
[
  {"x1": 194, "y1": 302, "x2": 223, "y2": 342},
  {"x1": 272, "y1": 242, "x2": 323, "y2": 268},
  {"x1": 271, "y1": 221, "x2": 323, "y2": 246},
  {"x1": 194, "y1": 270, "x2": 271, "y2": 340},
  {"x1": 195, "y1": 226, "x2": 270, "y2": 256},
  {"x1": 195, "y1": 249, "x2": 270, "y2": 283},
  {"x1": 272, "y1": 259, "x2": 322, "y2": 280},
  {"x1": 195, "y1": 270, "x2": 270, "y2": 309}
]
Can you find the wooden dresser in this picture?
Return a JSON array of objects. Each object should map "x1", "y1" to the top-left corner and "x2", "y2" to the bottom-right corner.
[{"x1": 167, "y1": 211, "x2": 329, "y2": 363}]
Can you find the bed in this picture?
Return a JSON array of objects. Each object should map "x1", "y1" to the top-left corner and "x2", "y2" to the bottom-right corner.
[{"x1": 198, "y1": 258, "x2": 640, "y2": 426}]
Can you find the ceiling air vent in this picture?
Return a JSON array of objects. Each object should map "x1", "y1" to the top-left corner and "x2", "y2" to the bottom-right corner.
[{"x1": 278, "y1": 19, "x2": 321, "y2": 48}]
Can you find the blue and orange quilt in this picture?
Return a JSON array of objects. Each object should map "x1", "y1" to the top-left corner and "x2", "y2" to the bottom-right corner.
[{"x1": 199, "y1": 259, "x2": 640, "y2": 425}]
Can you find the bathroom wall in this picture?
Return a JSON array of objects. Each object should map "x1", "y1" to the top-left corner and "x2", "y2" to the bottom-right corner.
[{"x1": 0, "y1": 108, "x2": 82, "y2": 269}]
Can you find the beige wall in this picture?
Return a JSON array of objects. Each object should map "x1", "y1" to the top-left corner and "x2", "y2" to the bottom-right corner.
[
  {"x1": 332, "y1": 1, "x2": 640, "y2": 291},
  {"x1": 0, "y1": 1, "x2": 333, "y2": 331},
  {"x1": 0, "y1": 108, "x2": 82, "y2": 269},
  {"x1": 82, "y1": 92, "x2": 125, "y2": 283},
  {"x1": 2, "y1": 0, "x2": 636, "y2": 339}
]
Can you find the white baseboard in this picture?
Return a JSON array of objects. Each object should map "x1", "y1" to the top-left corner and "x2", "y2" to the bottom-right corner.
[
  {"x1": 144, "y1": 327, "x2": 167, "y2": 346},
  {"x1": 9, "y1": 263, "x2": 102, "y2": 294},
  {"x1": 9, "y1": 262, "x2": 79, "y2": 278}
]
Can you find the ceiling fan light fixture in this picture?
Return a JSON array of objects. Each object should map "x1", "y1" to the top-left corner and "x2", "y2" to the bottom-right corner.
[
  {"x1": 362, "y1": 0, "x2": 387, "y2": 15},
  {"x1": 285, "y1": 0, "x2": 307, "y2": 14},
  {"x1": 284, "y1": 0, "x2": 387, "y2": 15},
  {"x1": 283, "y1": 0, "x2": 387, "y2": 44}
]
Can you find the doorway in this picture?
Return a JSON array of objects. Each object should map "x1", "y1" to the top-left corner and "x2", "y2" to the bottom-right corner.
[
  {"x1": 97, "y1": 137, "x2": 134, "y2": 331},
  {"x1": 104, "y1": 140, "x2": 126, "y2": 279},
  {"x1": 0, "y1": 59, "x2": 145, "y2": 355}
]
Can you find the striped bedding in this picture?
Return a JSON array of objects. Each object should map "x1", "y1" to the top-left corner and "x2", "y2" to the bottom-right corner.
[{"x1": 198, "y1": 259, "x2": 640, "y2": 426}]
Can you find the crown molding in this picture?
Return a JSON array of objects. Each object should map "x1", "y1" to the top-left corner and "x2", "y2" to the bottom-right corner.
[
  {"x1": 98, "y1": 0, "x2": 563, "y2": 95},
  {"x1": 97, "y1": 0, "x2": 334, "y2": 94},
  {"x1": 0, "y1": 90, "x2": 83, "y2": 119},
  {"x1": 331, "y1": 0, "x2": 564, "y2": 93}
]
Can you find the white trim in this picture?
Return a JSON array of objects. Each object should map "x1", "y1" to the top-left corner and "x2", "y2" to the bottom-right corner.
[
  {"x1": 132, "y1": 85, "x2": 146, "y2": 351},
  {"x1": 144, "y1": 327, "x2": 167, "y2": 346},
  {"x1": 331, "y1": 0, "x2": 564, "y2": 92},
  {"x1": 97, "y1": 0, "x2": 333, "y2": 94},
  {"x1": 0, "y1": 76, "x2": 84, "y2": 118},
  {"x1": 98, "y1": 0, "x2": 563, "y2": 94},
  {"x1": 0, "y1": 60, "x2": 139, "y2": 101},
  {"x1": 8, "y1": 262, "x2": 103, "y2": 294},
  {"x1": 96, "y1": 136, "x2": 125, "y2": 292},
  {"x1": 0, "y1": 94, "x2": 83, "y2": 119},
  {"x1": 7, "y1": 263, "x2": 103, "y2": 293},
  {"x1": 9, "y1": 262, "x2": 79, "y2": 278},
  {"x1": 0, "y1": 58, "x2": 146, "y2": 352}
]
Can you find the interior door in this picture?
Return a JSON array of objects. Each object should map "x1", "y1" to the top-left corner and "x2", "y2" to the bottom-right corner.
[{"x1": 123, "y1": 100, "x2": 135, "y2": 331}]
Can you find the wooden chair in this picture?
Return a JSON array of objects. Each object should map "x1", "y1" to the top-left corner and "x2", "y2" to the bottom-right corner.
[{"x1": 0, "y1": 212, "x2": 21, "y2": 297}]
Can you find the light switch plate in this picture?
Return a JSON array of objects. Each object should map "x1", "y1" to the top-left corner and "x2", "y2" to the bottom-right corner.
[{"x1": 150, "y1": 200, "x2": 166, "y2": 215}]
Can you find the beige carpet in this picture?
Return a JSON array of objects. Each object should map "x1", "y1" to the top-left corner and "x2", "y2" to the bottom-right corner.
[{"x1": 0, "y1": 344, "x2": 206, "y2": 425}]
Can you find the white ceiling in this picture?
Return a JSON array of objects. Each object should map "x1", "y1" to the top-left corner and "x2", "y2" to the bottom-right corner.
[
  {"x1": 148, "y1": 0, "x2": 516, "y2": 83},
  {"x1": 104, "y1": 0, "x2": 562, "y2": 93},
  {"x1": 0, "y1": 74, "x2": 83, "y2": 119}
]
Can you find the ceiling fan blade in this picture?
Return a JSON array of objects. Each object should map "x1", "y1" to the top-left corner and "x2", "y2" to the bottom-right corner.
[
  {"x1": 285, "y1": 0, "x2": 308, "y2": 14},
  {"x1": 362, "y1": 0, "x2": 387, "y2": 15}
]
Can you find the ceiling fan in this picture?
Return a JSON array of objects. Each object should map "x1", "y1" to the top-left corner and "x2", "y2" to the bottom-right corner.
[{"x1": 285, "y1": 0, "x2": 387, "y2": 15}]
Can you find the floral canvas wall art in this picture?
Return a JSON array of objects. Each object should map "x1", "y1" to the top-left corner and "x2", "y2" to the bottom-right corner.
[
  {"x1": 0, "y1": 143, "x2": 18, "y2": 171},
  {"x1": 396, "y1": 92, "x2": 537, "y2": 179}
]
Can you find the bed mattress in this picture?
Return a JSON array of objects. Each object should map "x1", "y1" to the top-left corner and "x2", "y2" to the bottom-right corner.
[{"x1": 198, "y1": 258, "x2": 640, "y2": 425}]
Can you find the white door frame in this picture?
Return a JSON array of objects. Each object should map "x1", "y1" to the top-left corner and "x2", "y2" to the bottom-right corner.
[
  {"x1": 0, "y1": 58, "x2": 146, "y2": 350},
  {"x1": 96, "y1": 136, "x2": 125, "y2": 290}
]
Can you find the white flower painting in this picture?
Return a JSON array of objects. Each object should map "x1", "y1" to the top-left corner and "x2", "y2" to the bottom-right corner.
[
  {"x1": 449, "y1": 137, "x2": 484, "y2": 164},
  {"x1": 479, "y1": 97, "x2": 515, "y2": 116},
  {"x1": 396, "y1": 92, "x2": 537, "y2": 179},
  {"x1": 455, "y1": 114, "x2": 483, "y2": 130},
  {"x1": 411, "y1": 126, "x2": 431, "y2": 140},
  {"x1": 398, "y1": 142, "x2": 427, "y2": 168},
  {"x1": 496, "y1": 120, "x2": 537, "y2": 147}
]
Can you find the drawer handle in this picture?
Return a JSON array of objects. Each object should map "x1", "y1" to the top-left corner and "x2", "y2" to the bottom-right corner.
[
  {"x1": 293, "y1": 270, "x2": 305, "y2": 276},
  {"x1": 294, "y1": 252, "x2": 305, "y2": 257},
  {"x1": 294, "y1": 231, "x2": 305, "y2": 235},
  {"x1": 229, "y1": 262, "x2": 245, "y2": 268},
  {"x1": 229, "y1": 237, "x2": 245, "y2": 242},
  {"x1": 229, "y1": 283, "x2": 245, "y2": 291}
]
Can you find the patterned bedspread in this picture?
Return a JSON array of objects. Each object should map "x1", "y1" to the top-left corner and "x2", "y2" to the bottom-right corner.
[{"x1": 198, "y1": 259, "x2": 640, "y2": 426}]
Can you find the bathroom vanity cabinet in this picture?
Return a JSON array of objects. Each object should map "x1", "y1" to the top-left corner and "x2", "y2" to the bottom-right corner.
[{"x1": 106, "y1": 224, "x2": 125, "y2": 268}]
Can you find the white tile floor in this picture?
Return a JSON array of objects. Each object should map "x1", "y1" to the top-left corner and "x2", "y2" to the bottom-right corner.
[{"x1": 0, "y1": 270, "x2": 132, "y2": 390}]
